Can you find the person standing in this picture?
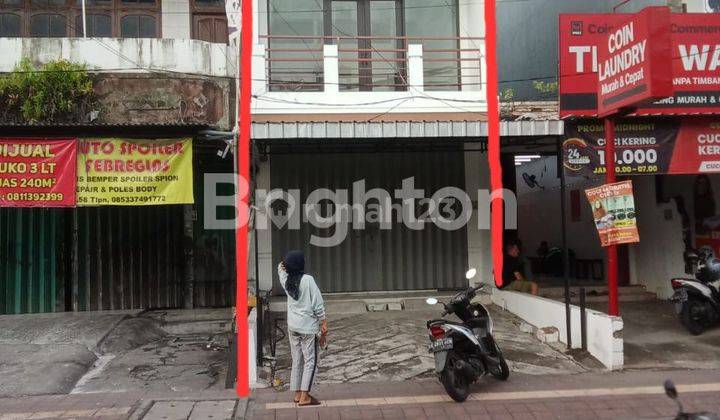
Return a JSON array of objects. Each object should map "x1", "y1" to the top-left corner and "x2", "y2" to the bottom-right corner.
[{"x1": 278, "y1": 250, "x2": 327, "y2": 406}]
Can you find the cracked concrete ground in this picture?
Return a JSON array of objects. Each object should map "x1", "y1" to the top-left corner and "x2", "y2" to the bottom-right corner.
[
  {"x1": 270, "y1": 304, "x2": 585, "y2": 386},
  {"x1": 0, "y1": 309, "x2": 232, "y2": 397}
]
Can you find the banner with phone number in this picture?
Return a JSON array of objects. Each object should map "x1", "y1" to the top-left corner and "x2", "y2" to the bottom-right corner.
[
  {"x1": 563, "y1": 118, "x2": 720, "y2": 177},
  {"x1": 0, "y1": 138, "x2": 77, "y2": 207},
  {"x1": 76, "y1": 138, "x2": 193, "y2": 206}
]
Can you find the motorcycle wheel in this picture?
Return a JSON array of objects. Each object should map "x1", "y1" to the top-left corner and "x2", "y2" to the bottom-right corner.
[
  {"x1": 486, "y1": 336, "x2": 510, "y2": 381},
  {"x1": 681, "y1": 298, "x2": 707, "y2": 336},
  {"x1": 440, "y1": 351, "x2": 470, "y2": 402},
  {"x1": 490, "y1": 354, "x2": 510, "y2": 381}
]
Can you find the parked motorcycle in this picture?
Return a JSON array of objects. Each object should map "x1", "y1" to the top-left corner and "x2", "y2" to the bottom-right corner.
[
  {"x1": 664, "y1": 379, "x2": 719, "y2": 420},
  {"x1": 425, "y1": 268, "x2": 509, "y2": 402},
  {"x1": 670, "y1": 248, "x2": 720, "y2": 335}
]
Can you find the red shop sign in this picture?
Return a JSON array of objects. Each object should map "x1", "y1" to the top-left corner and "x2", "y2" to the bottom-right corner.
[
  {"x1": 0, "y1": 138, "x2": 77, "y2": 207},
  {"x1": 596, "y1": 6, "x2": 673, "y2": 117},
  {"x1": 560, "y1": 12, "x2": 720, "y2": 117}
]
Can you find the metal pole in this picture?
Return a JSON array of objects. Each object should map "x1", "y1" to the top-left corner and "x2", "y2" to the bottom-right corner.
[
  {"x1": 580, "y1": 287, "x2": 587, "y2": 351},
  {"x1": 604, "y1": 117, "x2": 619, "y2": 316},
  {"x1": 71, "y1": 208, "x2": 79, "y2": 311},
  {"x1": 558, "y1": 136, "x2": 571, "y2": 349},
  {"x1": 255, "y1": 219, "x2": 263, "y2": 364},
  {"x1": 81, "y1": 0, "x2": 87, "y2": 38}
]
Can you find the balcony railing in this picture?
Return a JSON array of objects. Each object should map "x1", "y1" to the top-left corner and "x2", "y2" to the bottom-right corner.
[{"x1": 252, "y1": 35, "x2": 486, "y2": 115}]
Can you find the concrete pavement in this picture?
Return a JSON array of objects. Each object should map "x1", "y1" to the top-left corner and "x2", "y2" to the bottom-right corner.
[
  {"x1": 593, "y1": 300, "x2": 720, "y2": 370},
  {"x1": 0, "y1": 311, "x2": 136, "y2": 396},
  {"x1": 268, "y1": 304, "x2": 586, "y2": 387},
  {"x1": 0, "y1": 309, "x2": 232, "y2": 398},
  {"x1": 248, "y1": 369, "x2": 720, "y2": 419},
  {"x1": 0, "y1": 390, "x2": 248, "y2": 419}
]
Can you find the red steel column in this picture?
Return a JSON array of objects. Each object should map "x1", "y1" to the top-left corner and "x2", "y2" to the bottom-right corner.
[
  {"x1": 485, "y1": 0, "x2": 503, "y2": 287},
  {"x1": 604, "y1": 117, "x2": 619, "y2": 316},
  {"x1": 236, "y1": 0, "x2": 253, "y2": 398}
]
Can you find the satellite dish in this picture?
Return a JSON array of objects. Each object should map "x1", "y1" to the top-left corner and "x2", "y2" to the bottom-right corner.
[{"x1": 522, "y1": 172, "x2": 544, "y2": 189}]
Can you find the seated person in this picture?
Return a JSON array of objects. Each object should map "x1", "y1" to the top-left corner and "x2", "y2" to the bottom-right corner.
[{"x1": 503, "y1": 242, "x2": 538, "y2": 295}]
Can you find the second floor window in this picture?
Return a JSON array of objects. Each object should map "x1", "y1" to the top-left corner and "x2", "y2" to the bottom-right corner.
[
  {"x1": 30, "y1": 13, "x2": 66, "y2": 36},
  {"x1": 120, "y1": 13, "x2": 155, "y2": 37},
  {"x1": 76, "y1": 13, "x2": 111, "y2": 36},
  {"x1": 0, "y1": 12, "x2": 21, "y2": 35},
  {"x1": 0, "y1": 0, "x2": 160, "y2": 37},
  {"x1": 266, "y1": 0, "x2": 460, "y2": 92},
  {"x1": 191, "y1": 0, "x2": 228, "y2": 44}
]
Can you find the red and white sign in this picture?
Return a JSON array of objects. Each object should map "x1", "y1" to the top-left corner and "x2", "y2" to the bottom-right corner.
[
  {"x1": 560, "y1": 12, "x2": 720, "y2": 118},
  {"x1": 596, "y1": 7, "x2": 673, "y2": 117},
  {"x1": 564, "y1": 118, "x2": 720, "y2": 176},
  {"x1": 0, "y1": 138, "x2": 77, "y2": 207}
]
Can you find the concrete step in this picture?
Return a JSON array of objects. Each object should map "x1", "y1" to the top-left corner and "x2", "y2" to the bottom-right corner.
[
  {"x1": 538, "y1": 286, "x2": 657, "y2": 303},
  {"x1": 143, "y1": 309, "x2": 233, "y2": 335},
  {"x1": 161, "y1": 319, "x2": 232, "y2": 335},
  {"x1": 539, "y1": 285, "x2": 649, "y2": 298}
]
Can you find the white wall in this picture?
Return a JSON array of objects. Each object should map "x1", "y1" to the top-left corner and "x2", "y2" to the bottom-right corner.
[
  {"x1": 628, "y1": 177, "x2": 692, "y2": 299},
  {"x1": 515, "y1": 156, "x2": 603, "y2": 261},
  {"x1": 492, "y1": 289, "x2": 624, "y2": 370},
  {"x1": 465, "y1": 146, "x2": 493, "y2": 286},
  {"x1": 0, "y1": 38, "x2": 235, "y2": 77},
  {"x1": 256, "y1": 158, "x2": 274, "y2": 292},
  {"x1": 684, "y1": 0, "x2": 714, "y2": 12},
  {"x1": 162, "y1": 0, "x2": 191, "y2": 39},
  {"x1": 459, "y1": 0, "x2": 486, "y2": 92}
]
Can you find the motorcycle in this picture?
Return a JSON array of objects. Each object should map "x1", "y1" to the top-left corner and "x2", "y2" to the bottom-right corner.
[
  {"x1": 670, "y1": 248, "x2": 720, "y2": 335},
  {"x1": 425, "y1": 268, "x2": 509, "y2": 402},
  {"x1": 664, "y1": 379, "x2": 719, "y2": 420}
]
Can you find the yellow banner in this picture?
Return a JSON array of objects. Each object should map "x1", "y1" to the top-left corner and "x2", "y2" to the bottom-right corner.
[{"x1": 77, "y1": 138, "x2": 193, "y2": 206}]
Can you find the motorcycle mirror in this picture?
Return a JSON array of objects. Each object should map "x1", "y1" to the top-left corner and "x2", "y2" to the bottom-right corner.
[
  {"x1": 664, "y1": 380, "x2": 678, "y2": 400},
  {"x1": 465, "y1": 268, "x2": 477, "y2": 279},
  {"x1": 426, "y1": 297, "x2": 438, "y2": 306}
]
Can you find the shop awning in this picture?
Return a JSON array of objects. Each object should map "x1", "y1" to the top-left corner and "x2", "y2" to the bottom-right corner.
[{"x1": 251, "y1": 120, "x2": 564, "y2": 140}]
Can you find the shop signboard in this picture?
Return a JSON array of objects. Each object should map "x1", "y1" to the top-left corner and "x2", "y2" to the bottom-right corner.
[
  {"x1": 585, "y1": 180, "x2": 640, "y2": 247},
  {"x1": 563, "y1": 119, "x2": 720, "y2": 177},
  {"x1": 76, "y1": 138, "x2": 194, "y2": 206},
  {"x1": 560, "y1": 12, "x2": 720, "y2": 117},
  {"x1": 596, "y1": 7, "x2": 673, "y2": 117},
  {"x1": 0, "y1": 138, "x2": 77, "y2": 207}
]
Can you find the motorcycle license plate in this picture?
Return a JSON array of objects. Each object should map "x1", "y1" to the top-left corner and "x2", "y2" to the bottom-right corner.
[{"x1": 429, "y1": 338, "x2": 453, "y2": 352}]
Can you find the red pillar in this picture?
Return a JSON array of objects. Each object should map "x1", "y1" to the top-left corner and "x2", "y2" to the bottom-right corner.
[
  {"x1": 604, "y1": 118, "x2": 619, "y2": 317},
  {"x1": 484, "y1": 0, "x2": 503, "y2": 287},
  {"x1": 236, "y1": 0, "x2": 253, "y2": 398}
]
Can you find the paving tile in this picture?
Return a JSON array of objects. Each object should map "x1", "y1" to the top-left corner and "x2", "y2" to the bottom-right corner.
[{"x1": 142, "y1": 401, "x2": 195, "y2": 420}]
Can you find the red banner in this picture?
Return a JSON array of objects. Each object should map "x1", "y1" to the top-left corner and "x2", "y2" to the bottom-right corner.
[
  {"x1": 560, "y1": 13, "x2": 720, "y2": 118},
  {"x1": 564, "y1": 118, "x2": 720, "y2": 176},
  {"x1": 596, "y1": 7, "x2": 673, "y2": 117},
  {"x1": 0, "y1": 138, "x2": 77, "y2": 207}
]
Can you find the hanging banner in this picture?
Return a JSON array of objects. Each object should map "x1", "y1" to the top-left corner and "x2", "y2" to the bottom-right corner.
[
  {"x1": 585, "y1": 180, "x2": 640, "y2": 247},
  {"x1": 560, "y1": 12, "x2": 720, "y2": 117},
  {"x1": 563, "y1": 119, "x2": 720, "y2": 177},
  {"x1": 76, "y1": 138, "x2": 194, "y2": 206},
  {"x1": 596, "y1": 6, "x2": 673, "y2": 117},
  {"x1": 0, "y1": 138, "x2": 77, "y2": 207}
]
